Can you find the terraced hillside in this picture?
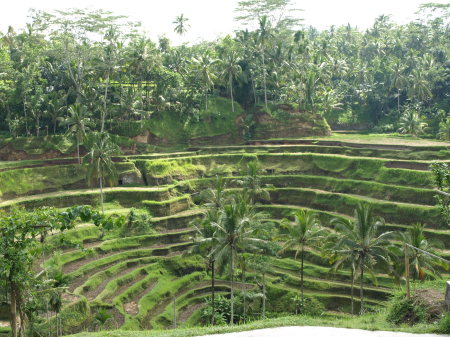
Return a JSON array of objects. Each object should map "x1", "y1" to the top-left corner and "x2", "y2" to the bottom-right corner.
[{"x1": 1, "y1": 137, "x2": 449, "y2": 334}]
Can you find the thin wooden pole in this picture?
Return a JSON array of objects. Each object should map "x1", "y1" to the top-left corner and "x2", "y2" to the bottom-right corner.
[{"x1": 173, "y1": 297, "x2": 177, "y2": 329}]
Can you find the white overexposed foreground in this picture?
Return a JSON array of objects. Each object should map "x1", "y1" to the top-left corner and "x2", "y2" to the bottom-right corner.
[{"x1": 199, "y1": 326, "x2": 447, "y2": 337}]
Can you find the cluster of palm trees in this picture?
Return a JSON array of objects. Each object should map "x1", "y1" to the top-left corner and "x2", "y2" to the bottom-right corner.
[
  {"x1": 61, "y1": 103, "x2": 121, "y2": 214},
  {"x1": 192, "y1": 162, "x2": 446, "y2": 324}
]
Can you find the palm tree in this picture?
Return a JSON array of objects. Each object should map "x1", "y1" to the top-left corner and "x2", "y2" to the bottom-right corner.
[
  {"x1": 93, "y1": 308, "x2": 112, "y2": 331},
  {"x1": 221, "y1": 51, "x2": 242, "y2": 113},
  {"x1": 399, "y1": 223, "x2": 443, "y2": 295},
  {"x1": 257, "y1": 16, "x2": 272, "y2": 109},
  {"x1": 332, "y1": 204, "x2": 393, "y2": 314},
  {"x1": 389, "y1": 61, "x2": 408, "y2": 115},
  {"x1": 83, "y1": 132, "x2": 121, "y2": 215},
  {"x1": 235, "y1": 160, "x2": 270, "y2": 205},
  {"x1": 438, "y1": 117, "x2": 450, "y2": 141},
  {"x1": 327, "y1": 227, "x2": 359, "y2": 315},
  {"x1": 194, "y1": 51, "x2": 217, "y2": 110},
  {"x1": 191, "y1": 209, "x2": 218, "y2": 325},
  {"x1": 60, "y1": 104, "x2": 94, "y2": 164},
  {"x1": 173, "y1": 14, "x2": 189, "y2": 36},
  {"x1": 279, "y1": 210, "x2": 326, "y2": 309},
  {"x1": 211, "y1": 196, "x2": 265, "y2": 325},
  {"x1": 398, "y1": 107, "x2": 428, "y2": 137}
]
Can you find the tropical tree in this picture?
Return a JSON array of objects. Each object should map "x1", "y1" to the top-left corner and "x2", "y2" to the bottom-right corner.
[
  {"x1": 332, "y1": 204, "x2": 393, "y2": 314},
  {"x1": 83, "y1": 132, "x2": 121, "y2": 215},
  {"x1": 60, "y1": 104, "x2": 94, "y2": 164},
  {"x1": 235, "y1": 160, "x2": 270, "y2": 205},
  {"x1": 398, "y1": 106, "x2": 428, "y2": 136},
  {"x1": 221, "y1": 51, "x2": 242, "y2": 112},
  {"x1": 191, "y1": 209, "x2": 218, "y2": 325},
  {"x1": 257, "y1": 15, "x2": 272, "y2": 108},
  {"x1": 279, "y1": 210, "x2": 326, "y2": 309},
  {"x1": 438, "y1": 117, "x2": 450, "y2": 141},
  {"x1": 173, "y1": 14, "x2": 190, "y2": 36},
  {"x1": 194, "y1": 51, "x2": 218, "y2": 110},
  {"x1": 93, "y1": 308, "x2": 112, "y2": 331},
  {"x1": 399, "y1": 223, "x2": 444, "y2": 284},
  {"x1": 211, "y1": 195, "x2": 266, "y2": 325}
]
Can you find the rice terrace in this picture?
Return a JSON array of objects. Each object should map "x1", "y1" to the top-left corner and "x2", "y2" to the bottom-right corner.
[{"x1": 0, "y1": 1, "x2": 449, "y2": 337}]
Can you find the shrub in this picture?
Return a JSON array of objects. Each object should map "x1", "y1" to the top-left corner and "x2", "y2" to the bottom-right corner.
[
  {"x1": 386, "y1": 290, "x2": 444, "y2": 325},
  {"x1": 436, "y1": 313, "x2": 450, "y2": 334}
]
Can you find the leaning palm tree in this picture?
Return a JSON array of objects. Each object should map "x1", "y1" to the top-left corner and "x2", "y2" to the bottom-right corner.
[
  {"x1": 83, "y1": 132, "x2": 121, "y2": 215},
  {"x1": 399, "y1": 223, "x2": 444, "y2": 289},
  {"x1": 332, "y1": 204, "x2": 393, "y2": 314},
  {"x1": 279, "y1": 210, "x2": 326, "y2": 309},
  {"x1": 211, "y1": 196, "x2": 265, "y2": 325},
  {"x1": 398, "y1": 107, "x2": 428, "y2": 137},
  {"x1": 60, "y1": 104, "x2": 94, "y2": 164},
  {"x1": 221, "y1": 51, "x2": 242, "y2": 113}
]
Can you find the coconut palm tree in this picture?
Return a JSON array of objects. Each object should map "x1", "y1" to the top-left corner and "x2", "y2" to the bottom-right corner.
[
  {"x1": 399, "y1": 223, "x2": 444, "y2": 292},
  {"x1": 398, "y1": 106, "x2": 428, "y2": 137},
  {"x1": 326, "y1": 226, "x2": 359, "y2": 315},
  {"x1": 279, "y1": 210, "x2": 326, "y2": 309},
  {"x1": 191, "y1": 209, "x2": 218, "y2": 325},
  {"x1": 173, "y1": 14, "x2": 190, "y2": 36},
  {"x1": 221, "y1": 51, "x2": 242, "y2": 113},
  {"x1": 257, "y1": 16, "x2": 272, "y2": 109},
  {"x1": 83, "y1": 132, "x2": 121, "y2": 215},
  {"x1": 60, "y1": 104, "x2": 94, "y2": 164},
  {"x1": 211, "y1": 195, "x2": 266, "y2": 325},
  {"x1": 332, "y1": 204, "x2": 393, "y2": 314},
  {"x1": 194, "y1": 51, "x2": 218, "y2": 110},
  {"x1": 235, "y1": 160, "x2": 270, "y2": 206}
]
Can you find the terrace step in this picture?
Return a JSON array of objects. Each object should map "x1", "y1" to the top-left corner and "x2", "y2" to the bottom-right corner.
[{"x1": 0, "y1": 186, "x2": 170, "y2": 209}]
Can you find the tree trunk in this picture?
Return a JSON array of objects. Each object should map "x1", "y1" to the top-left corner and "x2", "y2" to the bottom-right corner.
[
  {"x1": 101, "y1": 72, "x2": 110, "y2": 133},
  {"x1": 262, "y1": 272, "x2": 266, "y2": 318},
  {"x1": 242, "y1": 257, "x2": 246, "y2": 323},
  {"x1": 397, "y1": 88, "x2": 401, "y2": 115},
  {"x1": 360, "y1": 256, "x2": 365, "y2": 315},
  {"x1": 405, "y1": 243, "x2": 410, "y2": 299},
  {"x1": 262, "y1": 51, "x2": 268, "y2": 109},
  {"x1": 99, "y1": 177, "x2": 104, "y2": 216},
  {"x1": 351, "y1": 267, "x2": 355, "y2": 315},
  {"x1": 77, "y1": 138, "x2": 80, "y2": 164},
  {"x1": 9, "y1": 280, "x2": 17, "y2": 337},
  {"x1": 230, "y1": 76, "x2": 235, "y2": 113},
  {"x1": 211, "y1": 259, "x2": 215, "y2": 326},
  {"x1": 230, "y1": 248, "x2": 234, "y2": 325},
  {"x1": 301, "y1": 245, "x2": 304, "y2": 308}
]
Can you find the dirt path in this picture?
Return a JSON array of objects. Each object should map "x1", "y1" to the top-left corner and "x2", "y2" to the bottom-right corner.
[{"x1": 198, "y1": 326, "x2": 447, "y2": 337}]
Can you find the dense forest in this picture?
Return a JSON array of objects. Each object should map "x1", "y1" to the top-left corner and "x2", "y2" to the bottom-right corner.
[{"x1": 0, "y1": 2, "x2": 448, "y2": 140}]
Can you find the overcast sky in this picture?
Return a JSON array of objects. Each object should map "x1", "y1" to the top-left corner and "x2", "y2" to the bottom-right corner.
[{"x1": 0, "y1": 0, "x2": 448, "y2": 44}]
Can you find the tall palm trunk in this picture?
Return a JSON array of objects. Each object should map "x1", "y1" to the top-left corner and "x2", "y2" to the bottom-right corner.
[
  {"x1": 211, "y1": 259, "x2": 215, "y2": 326},
  {"x1": 101, "y1": 72, "x2": 110, "y2": 132},
  {"x1": 242, "y1": 257, "x2": 246, "y2": 322},
  {"x1": 359, "y1": 256, "x2": 365, "y2": 315},
  {"x1": 76, "y1": 138, "x2": 80, "y2": 164},
  {"x1": 99, "y1": 176, "x2": 104, "y2": 216},
  {"x1": 262, "y1": 272, "x2": 266, "y2": 318},
  {"x1": 230, "y1": 75, "x2": 235, "y2": 113},
  {"x1": 261, "y1": 52, "x2": 268, "y2": 109},
  {"x1": 397, "y1": 88, "x2": 401, "y2": 115},
  {"x1": 301, "y1": 245, "x2": 304, "y2": 308},
  {"x1": 351, "y1": 267, "x2": 355, "y2": 315},
  {"x1": 230, "y1": 248, "x2": 234, "y2": 325}
]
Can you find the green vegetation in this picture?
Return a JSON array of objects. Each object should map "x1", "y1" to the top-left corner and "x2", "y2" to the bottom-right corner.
[{"x1": 1, "y1": 1, "x2": 450, "y2": 335}]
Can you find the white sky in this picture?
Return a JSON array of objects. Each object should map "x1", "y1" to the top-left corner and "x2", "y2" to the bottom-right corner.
[{"x1": 0, "y1": 0, "x2": 448, "y2": 45}]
